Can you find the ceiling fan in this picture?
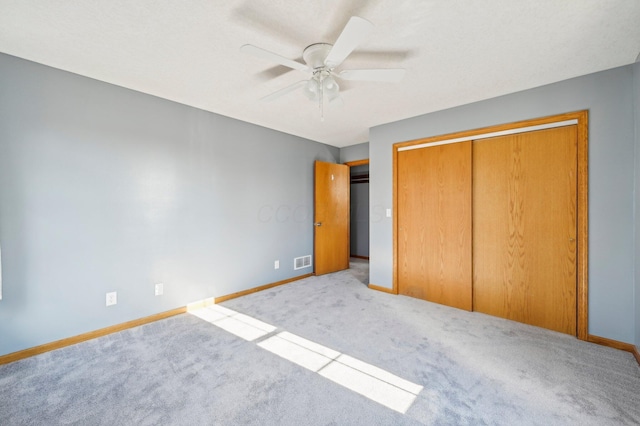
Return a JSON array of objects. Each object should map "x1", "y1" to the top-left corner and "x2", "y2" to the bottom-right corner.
[{"x1": 241, "y1": 16, "x2": 406, "y2": 120}]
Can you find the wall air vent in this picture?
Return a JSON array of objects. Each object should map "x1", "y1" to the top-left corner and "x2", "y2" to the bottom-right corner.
[{"x1": 294, "y1": 255, "x2": 312, "y2": 270}]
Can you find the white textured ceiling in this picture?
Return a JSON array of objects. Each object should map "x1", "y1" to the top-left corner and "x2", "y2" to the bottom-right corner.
[{"x1": 1, "y1": 1, "x2": 640, "y2": 148}]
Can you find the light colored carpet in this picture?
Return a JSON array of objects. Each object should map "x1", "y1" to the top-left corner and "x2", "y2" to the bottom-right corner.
[
  {"x1": 347, "y1": 257, "x2": 369, "y2": 284},
  {"x1": 1, "y1": 261, "x2": 639, "y2": 425}
]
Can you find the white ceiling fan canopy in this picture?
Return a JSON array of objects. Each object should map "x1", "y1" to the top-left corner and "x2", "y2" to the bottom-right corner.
[{"x1": 302, "y1": 43, "x2": 333, "y2": 69}]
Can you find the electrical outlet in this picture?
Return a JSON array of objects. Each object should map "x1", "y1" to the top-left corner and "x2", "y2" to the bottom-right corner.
[
  {"x1": 155, "y1": 283, "x2": 164, "y2": 296},
  {"x1": 274, "y1": 260, "x2": 279, "y2": 270},
  {"x1": 106, "y1": 291, "x2": 117, "y2": 306}
]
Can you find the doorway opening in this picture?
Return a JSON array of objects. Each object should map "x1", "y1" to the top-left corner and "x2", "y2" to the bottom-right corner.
[
  {"x1": 347, "y1": 160, "x2": 369, "y2": 260},
  {"x1": 345, "y1": 159, "x2": 370, "y2": 285}
]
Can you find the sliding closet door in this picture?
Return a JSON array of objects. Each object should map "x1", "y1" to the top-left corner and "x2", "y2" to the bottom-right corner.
[
  {"x1": 472, "y1": 126, "x2": 577, "y2": 335},
  {"x1": 397, "y1": 141, "x2": 472, "y2": 310}
]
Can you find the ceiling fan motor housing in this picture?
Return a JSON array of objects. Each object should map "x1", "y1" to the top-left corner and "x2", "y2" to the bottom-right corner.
[{"x1": 303, "y1": 43, "x2": 334, "y2": 70}]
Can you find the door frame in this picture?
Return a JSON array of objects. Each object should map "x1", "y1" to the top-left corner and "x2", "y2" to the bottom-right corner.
[
  {"x1": 392, "y1": 110, "x2": 589, "y2": 340},
  {"x1": 345, "y1": 159, "x2": 369, "y2": 167},
  {"x1": 313, "y1": 159, "x2": 370, "y2": 275}
]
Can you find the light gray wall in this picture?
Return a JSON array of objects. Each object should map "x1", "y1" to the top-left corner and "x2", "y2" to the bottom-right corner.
[
  {"x1": 634, "y1": 61, "x2": 640, "y2": 350},
  {"x1": 340, "y1": 142, "x2": 369, "y2": 163},
  {"x1": 0, "y1": 53, "x2": 339, "y2": 356},
  {"x1": 370, "y1": 65, "x2": 637, "y2": 344}
]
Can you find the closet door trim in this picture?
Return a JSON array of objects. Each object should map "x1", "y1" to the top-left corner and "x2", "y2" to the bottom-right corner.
[
  {"x1": 397, "y1": 119, "x2": 577, "y2": 151},
  {"x1": 392, "y1": 110, "x2": 589, "y2": 340}
]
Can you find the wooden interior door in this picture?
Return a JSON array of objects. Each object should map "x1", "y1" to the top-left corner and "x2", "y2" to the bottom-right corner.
[
  {"x1": 397, "y1": 142, "x2": 472, "y2": 310},
  {"x1": 314, "y1": 161, "x2": 350, "y2": 275},
  {"x1": 472, "y1": 126, "x2": 578, "y2": 335}
]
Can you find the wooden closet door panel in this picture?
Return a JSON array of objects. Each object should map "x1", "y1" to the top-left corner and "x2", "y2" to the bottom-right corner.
[
  {"x1": 473, "y1": 126, "x2": 578, "y2": 335},
  {"x1": 398, "y1": 141, "x2": 472, "y2": 311}
]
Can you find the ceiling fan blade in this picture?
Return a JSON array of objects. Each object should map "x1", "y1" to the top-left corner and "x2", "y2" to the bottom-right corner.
[
  {"x1": 241, "y1": 44, "x2": 309, "y2": 73},
  {"x1": 338, "y1": 68, "x2": 406, "y2": 82},
  {"x1": 324, "y1": 17, "x2": 373, "y2": 68},
  {"x1": 260, "y1": 80, "x2": 308, "y2": 102}
]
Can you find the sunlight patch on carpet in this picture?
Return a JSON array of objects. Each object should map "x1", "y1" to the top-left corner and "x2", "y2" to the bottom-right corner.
[
  {"x1": 258, "y1": 334, "x2": 334, "y2": 372},
  {"x1": 189, "y1": 305, "x2": 422, "y2": 414},
  {"x1": 189, "y1": 304, "x2": 276, "y2": 341},
  {"x1": 259, "y1": 331, "x2": 421, "y2": 413}
]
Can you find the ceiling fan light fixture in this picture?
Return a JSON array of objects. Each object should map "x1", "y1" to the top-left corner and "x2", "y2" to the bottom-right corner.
[
  {"x1": 304, "y1": 79, "x2": 320, "y2": 101},
  {"x1": 322, "y1": 76, "x2": 340, "y2": 101},
  {"x1": 304, "y1": 73, "x2": 339, "y2": 102}
]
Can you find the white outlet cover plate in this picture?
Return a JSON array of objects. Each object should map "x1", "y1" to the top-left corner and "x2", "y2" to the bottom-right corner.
[
  {"x1": 106, "y1": 291, "x2": 117, "y2": 306},
  {"x1": 155, "y1": 283, "x2": 164, "y2": 296}
]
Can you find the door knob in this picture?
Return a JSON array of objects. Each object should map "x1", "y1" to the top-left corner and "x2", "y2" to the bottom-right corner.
[{"x1": 314, "y1": 222, "x2": 322, "y2": 227}]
